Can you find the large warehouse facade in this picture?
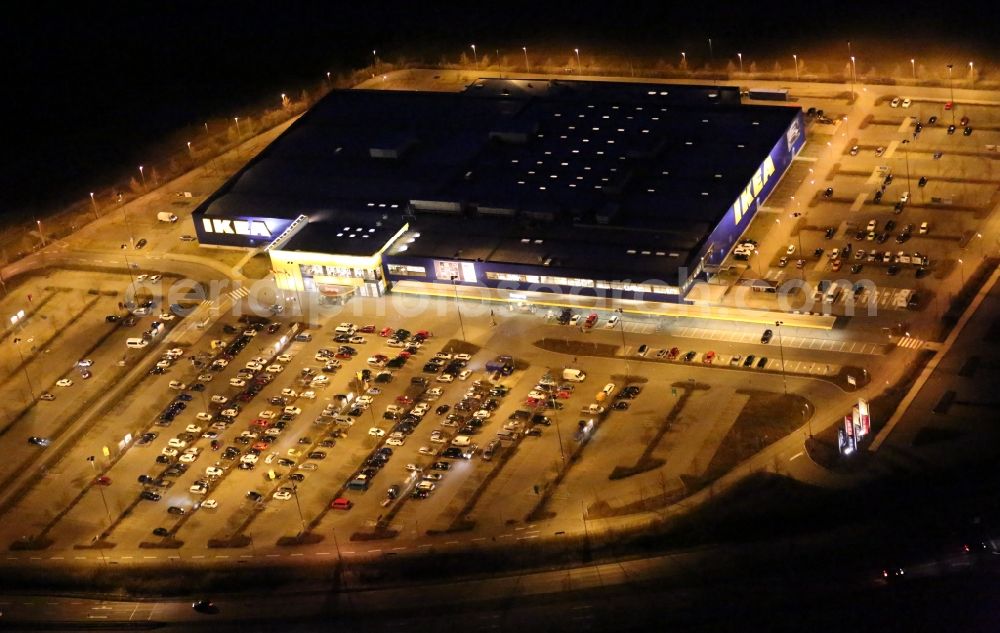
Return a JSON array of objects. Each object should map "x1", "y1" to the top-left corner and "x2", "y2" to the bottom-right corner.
[{"x1": 193, "y1": 78, "x2": 804, "y2": 305}]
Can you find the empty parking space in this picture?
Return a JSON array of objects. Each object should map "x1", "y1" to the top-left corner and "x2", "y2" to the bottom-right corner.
[{"x1": 675, "y1": 326, "x2": 880, "y2": 356}]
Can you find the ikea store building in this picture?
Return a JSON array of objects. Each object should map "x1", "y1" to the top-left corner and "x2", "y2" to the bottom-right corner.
[{"x1": 192, "y1": 78, "x2": 804, "y2": 307}]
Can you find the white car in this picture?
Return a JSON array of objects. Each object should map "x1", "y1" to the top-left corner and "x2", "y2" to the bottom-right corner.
[
  {"x1": 287, "y1": 448, "x2": 302, "y2": 457},
  {"x1": 890, "y1": 97, "x2": 901, "y2": 108},
  {"x1": 158, "y1": 312, "x2": 175, "y2": 321},
  {"x1": 367, "y1": 356, "x2": 387, "y2": 368},
  {"x1": 415, "y1": 480, "x2": 436, "y2": 492},
  {"x1": 211, "y1": 359, "x2": 228, "y2": 369},
  {"x1": 149, "y1": 274, "x2": 162, "y2": 283},
  {"x1": 189, "y1": 483, "x2": 208, "y2": 495},
  {"x1": 299, "y1": 390, "x2": 316, "y2": 399},
  {"x1": 240, "y1": 454, "x2": 258, "y2": 464},
  {"x1": 386, "y1": 437, "x2": 405, "y2": 446},
  {"x1": 418, "y1": 446, "x2": 436, "y2": 455},
  {"x1": 283, "y1": 406, "x2": 302, "y2": 416},
  {"x1": 368, "y1": 427, "x2": 386, "y2": 437},
  {"x1": 259, "y1": 410, "x2": 276, "y2": 419},
  {"x1": 605, "y1": 314, "x2": 620, "y2": 329},
  {"x1": 280, "y1": 388, "x2": 298, "y2": 398},
  {"x1": 196, "y1": 412, "x2": 212, "y2": 422},
  {"x1": 167, "y1": 348, "x2": 184, "y2": 358},
  {"x1": 404, "y1": 463, "x2": 421, "y2": 472},
  {"x1": 198, "y1": 373, "x2": 213, "y2": 382},
  {"x1": 276, "y1": 354, "x2": 293, "y2": 363},
  {"x1": 902, "y1": 98, "x2": 912, "y2": 108},
  {"x1": 135, "y1": 274, "x2": 148, "y2": 282},
  {"x1": 310, "y1": 375, "x2": 330, "y2": 386},
  {"x1": 185, "y1": 424, "x2": 203, "y2": 434},
  {"x1": 161, "y1": 447, "x2": 179, "y2": 457},
  {"x1": 434, "y1": 353, "x2": 453, "y2": 361},
  {"x1": 132, "y1": 307, "x2": 151, "y2": 316},
  {"x1": 210, "y1": 395, "x2": 228, "y2": 404},
  {"x1": 454, "y1": 353, "x2": 472, "y2": 362},
  {"x1": 56, "y1": 378, "x2": 73, "y2": 387},
  {"x1": 229, "y1": 378, "x2": 247, "y2": 388},
  {"x1": 436, "y1": 374, "x2": 455, "y2": 383},
  {"x1": 786, "y1": 244, "x2": 795, "y2": 256},
  {"x1": 386, "y1": 339, "x2": 405, "y2": 348},
  {"x1": 527, "y1": 390, "x2": 549, "y2": 400},
  {"x1": 427, "y1": 387, "x2": 444, "y2": 397},
  {"x1": 430, "y1": 434, "x2": 447, "y2": 444},
  {"x1": 349, "y1": 336, "x2": 366, "y2": 344},
  {"x1": 473, "y1": 409, "x2": 492, "y2": 420},
  {"x1": 273, "y1": 489, "x2": 293, "y2": 501},
  {"x1": 156, "y1": 360, "x2": 173, "y2": 369},
  {"x1": 211, "y1": 421, "x2": 228, "y2": 431},
  {"x1": 200, "y1": 499, "x2": 218, "y2": 509},
  {"x1": 458, "y1": 370, "x2": 472, "y2": 381},
  {"x1": 356, "y1": 395, "x2": 374, "y2": 406},
  {"x1": 265, "y1": 452, "x2": 278, "y2": 464},
  {"x1": 220, "y1": 408, "x2": 240, "y2": 419},
  {"x1": 77, "y1": 359, "x2": 94, "y2": 367},
  {"x1": 266, "y1": 364, "x2": 284, "y2": 374},
  {"x1": 205, "y1": 466, "x2": 224, "y2": 477},
  {"x1": 245, "y1": 362, "x2": 263, "y2": 371},
  {"x1": 179, "y1": 452, "x2": 199, "y2": 463},
  {"x1": 167, "y1": 438, "x2": 187, "y2": 449}
]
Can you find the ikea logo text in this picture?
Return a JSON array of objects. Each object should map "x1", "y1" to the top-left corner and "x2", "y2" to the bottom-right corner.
[
  {"x1": 733, "y1": 155, "x2": 776, "y2": 224},
  {"x1": 201, "y1": 218, "x2": 273, "y2": 237}
]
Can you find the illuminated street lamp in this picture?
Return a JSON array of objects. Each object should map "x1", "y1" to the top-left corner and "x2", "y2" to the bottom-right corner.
[
  {"x1": 522, "y1": 46, "x2": 529, "y2": 72},
  {"x1": 946, "y1": 64, "x2": 956, "y2": 125},
  {"x1": 958, "y1": 258, "x2": 966, "y2": 287},
  {"x1": 792, "y1": 54, "x2": 799, "y2": 80},
  {"x1": 89, "y1": 192, "x2": 99, "y2": 220},
  {"x1": 11, "y1": 336, "x2": 37, "y2": 402},
  {"x1": 138, "y1": 165, "x2": 146, "y2": 191},
  {"x1": 707, "y1": 38, "x2": 713, "y2": 62},
  {"x1": 737, "y1": 52, "x2": 743, "y2": 73},
  {"x1": 775, "y1": 321, "x2": 788, "y2": 396},
  {"x1": 680, "y1": 51, "x2": 686, "y2": 66},
  {"x1": 901, "y1": 139, "x2": 912, "y2": 197},
  {"x1": 910, "y1": 58, "x2": 916, "y2": 80},
  {"x1": 372, "y1": 49, "x2": 378, "y2": 74},
  {"x1": 849, "y1": 55, "x2": 856, "y2": 103},
  {"x1": 234, "y1": 116, "x2": 242, "y2": 137},
  {"x1": 449, "y1": 275, "x2": 466, "y2": 343},
  {"x1": 574, "y1": 48, "x2": 581, "y2": 74},
  {"x1": 616, "y1": 307, "x2": 631, "y2": 379},
  {"x1": 470, "y1": 44, "x2": 478, "y2": 70},
  {"x1": 186, "y1": 141, "x2": 192, "y2": 157},
  {"x1": 969, "y1": 61, "x2": 975, "y2": 88}
]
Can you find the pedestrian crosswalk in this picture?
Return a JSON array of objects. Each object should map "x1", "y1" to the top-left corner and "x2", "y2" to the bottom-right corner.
[
  {"x1": 228, "y1": 286, "x2": 249, "y2": 301},
  {"x1": 895, "y1": 336, "x2": 925, "y2": 350}
]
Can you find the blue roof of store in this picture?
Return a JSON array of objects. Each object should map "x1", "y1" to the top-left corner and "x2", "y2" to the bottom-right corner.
[{"x1": 195, "y1": 78, "x2": 798, "y2": 279}]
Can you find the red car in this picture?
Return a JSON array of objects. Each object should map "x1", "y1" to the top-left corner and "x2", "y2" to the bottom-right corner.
[
  {"x1": 416, "y1": 330, "x2": 432, "y2": 338},
  {"x1": 379, "y1": 327, "x2": 394, "y2": 337},
  {"x1": 358, "y1": 324, "x2": 376, "y2": 333},
  {"x1": 94, "y1": 475, "x2": 112, "y2": 486},
  {"x1": 335, "y1": 352, "x2": 353, "y2": 360},
  {"x1": 251, "y1": 418, "x2": 272, "y2": 428},
  {"x1": 396, "y1": 395, "x2": 414, "y2": 404},
  {"x1": 252, "y1": 440, "x2": 271, "y2": 451},
  {"x1": 944, "y1": 101, "x2": 953, "y2": 110},
  {"x1": 584, "y1": 313, "x2": 598, "y2": 328},
  {"x1": 666, "y1": 347, "x2": 680, "y2": 360},
  {"x1": 330, "y1": 497, "x2": 353, "y2": 510},
  {"x1": 702, "y1": 351, "x2": 716, "y2": 365}
]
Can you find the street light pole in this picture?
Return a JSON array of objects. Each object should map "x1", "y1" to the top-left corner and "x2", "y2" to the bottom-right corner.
[
  {"x1": 901, "y1": 139, "x2": 912, "y2": 197},
  {"x1": 775, "y1": 321, "x2": 788, "y2": 396},
  {"x1": 87, "y1": 456, "x2": 113, "y2": 524},
  {"x1": 616, "y1": 308, "x2": 631, "y2": 379},
  {"x1": 792, "y1": 54, "x2": 798, "y2": 81},
  {"x1": 680, "y1": 51, "x2": 686, "y2": 67},
  {"x1": 234, "y1": 116, "x2": 242, "y2": 138},
  {"x1": 574, "y1": 48, "x2": 581, "y2": 75},
  {"x1": 89, "y1": 192, "x2": 99, "y2": 220},
  {"x1": 707, "y1": 38, "x2": 713, "y2": 62},
  {"x1": 470, "y1": 44, "x2": 478, "y2": 70},
  {"x1": 947, "y1": 64, "x2": 956, "y2": 125},
  {"x1": 522, "y1": 46, "x2": 529, "y2": 72},
  {"x1": 969, "y1": 61, "x2": 975, "y2": 89},
  {"x1": 292, "y1": 485, "x2": 307, "y2": 535},
  {"x1": 737, "y1": 53, "x2": 743, "y2": 74},
  {"x1": 450, "y1": 275, "x2": 466, "y2": 342},
  {"x1": 138, "y1": 165, "x2": 146, "y2": 191},
  {"x1": 958, "y1": 258, "x2": 966, "y2": 287},
  {"x1": 849, "y1": 56, "x2": 856, "y2": 103},
  {"x1": 910, "y1": 58, "x2": 916, "y2": 80},
  {"x1": 11, "y1": 338, "x2": 37, "y2": 402}
]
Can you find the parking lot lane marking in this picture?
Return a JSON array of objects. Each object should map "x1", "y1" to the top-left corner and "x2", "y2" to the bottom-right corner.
[
  {"x1": 74, "y1": 557, "x2": 86, "y2": 560},
  {"x1": 88, "y1": 615, "x2": 109, "y2": 620},
  {"x1": 472, "y1": 537, "x2": 487, "y2": 542},
  {"x1": 240, "y1": 554, "x2": 253, "y2": 558},
  {"x1": 499, "y1": 534, "x2": 512, "y2": 539},
  {"x1": 790, "y1": 452, "x2": 804, "y2": 461},
  {"x1": 445, "y1": 541, "x2": 459, "y2": 545},
  {"x1": 367, "y1": 549, "x2": 382, "y2": 553},
  {"x1": 392, "y1": 547, "x2": 406, "y2": 551},
  {"x1": 317, "y1": 552, "x2": 331, "y2": 555},
  {"x1": 291, "y1": 553, "x2": 304, "y2": 557},
  {"x1": 144, "y1": 556, "x2": 157, "y2": 559},
  {"x1": 50, "y1": 556, "x2": 63, "y2": 560},
  {"x1": 215, "y1": 555, "x2": 229, "y2": 559},
  {"x1": 517, "y1": 535, "x2": 539, "y2": 540},
  {"x1": 266, "y1": 554, "x2": 280, "y2": 557},
  {"x1": 191, "y1": 555, "x2": 204, "y2": 559}
]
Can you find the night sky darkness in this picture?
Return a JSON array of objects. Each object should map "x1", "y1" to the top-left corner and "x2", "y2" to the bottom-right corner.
[{"x1": 4, "y1": 0, "x2": 997, "y2": 219}]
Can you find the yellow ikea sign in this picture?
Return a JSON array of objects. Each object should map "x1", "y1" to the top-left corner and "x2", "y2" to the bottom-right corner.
[{"x1": 733, "y1": 155, "x2": 776, "y2": 224}]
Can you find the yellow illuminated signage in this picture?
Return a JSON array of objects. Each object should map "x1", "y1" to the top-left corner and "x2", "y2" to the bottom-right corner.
[{"x1": 733, "y1": 155, "x2": 776, "y2": 224}]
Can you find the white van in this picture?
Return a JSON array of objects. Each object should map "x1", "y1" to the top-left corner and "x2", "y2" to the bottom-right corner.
[
  {"x1": 562, "y1": 368, "x2": 586, "y2": 382},
  {"x1": 157, "y1": 212, "x2": 178, "y2": 223},
  {"x1": 126, "y1": 338, "x2": 148, "y2": 349}
]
